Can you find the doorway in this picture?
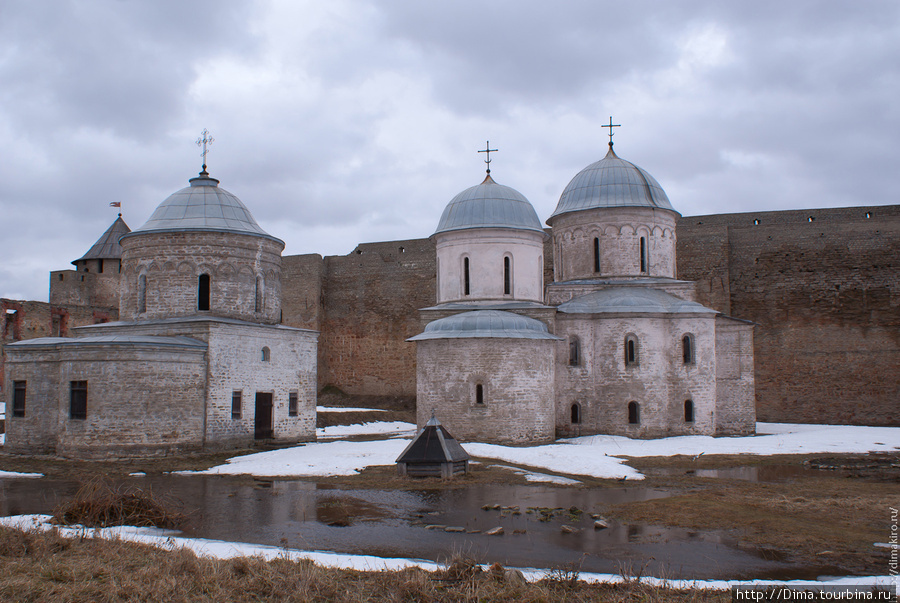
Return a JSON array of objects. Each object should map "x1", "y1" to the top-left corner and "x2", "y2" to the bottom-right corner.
[{"x1": 254, "y1": 392, "x2": 273, "y2": 439}]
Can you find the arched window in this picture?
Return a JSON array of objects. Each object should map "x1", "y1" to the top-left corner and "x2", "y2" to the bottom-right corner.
[
  {"x1": 198, "y1": 274, "x2": 210, "y2": 311},
  {"x1": 475, "y1": 382, "x2": 484, "y2": 405},
  {"x1": 625, "y1": 334, "x2": 639, "y2": 366},
  {"x1": 684, "y1": 400, "x2": 694, "y2": 423},
  {"x1": 261, "y1": 346, "x2": 270, "y2": 362},
  {"x1": 463, "y1": 257, "x2": 470, "y2": 296},
  {"x1": 255, "y1": 276, "x2": 263, "y2": 313},
  {"x1": 138, "y1": 274, "x2": 147, "y2": 313},
  {"x1": 682, "y1": 334, "x2": 695, "y2": 365},
  {"x1": 568, "y1": 336, "x2": 581, "y2": 366},
  {"x1": 503, "y1": 256, "x2": 511, "y2": 295},
  {"x1": 593, "y1": 237, "x2": 600, "y2": 273},
  {"x1": 640, "y1": 237, "x2": 647, "y2": 273},
  {"x1": 571, "y1": 403, "x2": 581, "y2": 424},
  {"x1": 628, "y1": 401, "x2": 640, "y2": 425}
]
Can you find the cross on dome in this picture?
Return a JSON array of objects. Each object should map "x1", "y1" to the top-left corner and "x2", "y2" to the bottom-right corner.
[
  {"x1": 478, "y1": 140, "x2": 498, "y2": 175},
  {"x1": 601, "y1": 116, "x2": 621, "y2": 148},
  {"x1": 196, "y1": 129, "x2": 215, "y2": 175}
]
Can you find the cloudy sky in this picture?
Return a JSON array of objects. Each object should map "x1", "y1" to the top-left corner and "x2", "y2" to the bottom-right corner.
[{"x1": 1, "y1": 1, "x2": 897, "y2": 300}]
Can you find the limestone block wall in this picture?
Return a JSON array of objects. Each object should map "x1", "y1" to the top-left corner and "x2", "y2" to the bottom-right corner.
[
  {"x1": 4, "y1": 341, "x2": 207, "y2": 458},
  {"x1": 415, "y1": 338, "x2": 556, "y2": 444},
  {"x1": 554, "y1": 314, "x2": 717, "y2": 438},
  {"x1": 550, "y1": 207, "x2": 678, "y2": 281},
  {"x1": 50, "y1": 269, "x2": 121, "y2": 310},
  {"x1": 434, "y1": 228, "x2": 545, "y2": 303},
  {"x1": 714, "y1": 317, "x2": 756, "y2": 435},
  {"x1": 119, "y1": 231, "x2": 283, "y2": 324}
]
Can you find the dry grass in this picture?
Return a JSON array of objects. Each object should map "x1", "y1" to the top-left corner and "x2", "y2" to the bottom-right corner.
[
  {"x1": 0, "y1": 527, "x2": 730, "y2": 602},
  {"x1": 50, "y1": 479, "x2": 187, "y2": 530}
]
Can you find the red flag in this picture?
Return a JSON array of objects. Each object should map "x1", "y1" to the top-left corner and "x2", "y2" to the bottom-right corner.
[{"x1": 109, "y1": 202, "x2": 121, "y2": 208}]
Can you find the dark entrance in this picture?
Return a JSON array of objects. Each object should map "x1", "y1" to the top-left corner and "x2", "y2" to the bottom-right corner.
[{"x1": 254, "y1": 392, "x2": 273, "y2": 440}]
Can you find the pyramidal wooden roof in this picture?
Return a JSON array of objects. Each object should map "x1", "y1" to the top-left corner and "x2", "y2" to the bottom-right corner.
[
  {"x1": 73, "y1": 215, "x2": 131, "y2": 263},
  {"x1": 396, "y1": 415, "x2": 469, "y2": 464}
]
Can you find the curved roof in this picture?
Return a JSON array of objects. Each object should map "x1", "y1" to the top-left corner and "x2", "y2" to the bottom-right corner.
[
  {"x1": 74, "y1": 215, "x2": 131, "y2": 263},
  {"x1": 434, "y1": 174, "x2": 544, "y2": 235},
  {"x1": 557, "y1": 287, "x2": 718, "y2": 315},
  {"x1": 408, "y1": 310, "x2": 560, "y2": 340},
  {"x1": 549, "y1": 145, "x2": 674, "y2": 221},
  {"x1": 129, "y1": 170, "x2": 281, "y2": 242}
]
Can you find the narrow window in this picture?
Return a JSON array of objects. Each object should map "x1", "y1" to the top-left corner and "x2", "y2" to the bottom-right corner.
[
  {"x1": 232, "y1": 391, "x2": 242, "y2": 419},
  {"x1": 12, "y1": 381, "x2": 26, "y2": 418},
  {"x1": 682, "y1": 334, "x2": 694, "y2": 365},
  {"x1": 503, "y1": 256, "x2": 511, "y2": 295},
  {"x1": 255, "y1": 276, "x2": 262, "y2": 313},
  {"x1": 640, "y1": 237, "x2": 647, "y2": 272},
  {"x1": 625, "y1": 335, "x2": 638, "y2": 366},
  {"x1": 684, "y1": 400, "x2": 694, "y2": 423},
  {"x1": 289, "y1": 392, "x2": 299, "y2": 416},
  {"x1": 463, "y1": 257, "x2": 470, "y2": 296},
  {"x1": 198, "y1": 274, "x2": 210, "y2": 311},
  {"x1": 593, "y1": 237, "x2": 600, "y2": 273},
  {"x1": 138, "y1": 274, "x2": 147, "y2": 313},
  {"x1": 98, "y1": 259, "x2": 104, "y2": 274},
  {"x1": 475, "y1": 383, "x2": 484, "y2": 405},
  {"x1": 70, "y1": 381, "x2": 87, "y2": 420},
  {"x1": 568, "y1": 337, "x2": 580, "y2": 366},
  {"x1": 261, "y1": 346, "x2": 270, "y2": 362},
  {"x1": 571, "y1": 403, "x2": 581, "y2": 424},
  {"x1": 628, "y1": 401, "x2": 639, "y2": 425}
]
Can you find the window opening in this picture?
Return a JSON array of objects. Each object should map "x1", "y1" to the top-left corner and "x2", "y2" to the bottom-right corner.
[
  {"x1": 628, "y1": 401, "x2": 639, "y2": 425},
  {"x1": 231, "y1": 391, "x2": 242, "y2": 419},
  {"x1": 569, "y1": 337, "x2": 580, "y2": 366},
  {"x1": 70, "y1": 381, "x2": 87, "y2": 420},
  {"x1": 138, "y1": 274, "x2": 147, "y2": 313},
  {"x1": 261, "y1": 347, "x2": 270, "y2": 362},
  {"x1": 625, "y1": 335, "x2": 638, "y2": 366},
  {"x1": 571, "y1": 403, "x2": 581, "y2": 424},
  {"x1": 12, "y1": 381, "x2": 26, "y2": 418},
  {"x1": 503, "y1": 256, "x2": 511, "y2": 295},
  {"x1": 682, "y1": 334, "x2": 694, "y2": 365},
  {"x1": 475, "y1": 383, "x2": 484, "y2": 405},
  {"x1": 255, "y1": 276, "x2": 262, "y2": 313},
  {"x1": 289, "y1": 392, "x2": 299, "y2": 416},
  {"x1": 463, "y1": 257, "x2": 470, "y2": 296},
  {"x1": 640, "y1": 237, "x2": 647, "y2": 272},
  {"x1": 593, "y1": 237, "x2": 600, "y2": 273},
  {"x1": 98, "y1": 259, "x2": 104, "y2": 273},
  {"x1": 684, "y1": 400, "x2": 694, "y2": 423},
  {"x1": 198, "y1": 274, "x2": 210, "y2": 311}
]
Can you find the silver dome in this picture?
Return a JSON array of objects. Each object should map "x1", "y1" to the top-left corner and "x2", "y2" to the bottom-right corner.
[
  {"x1": 408, "y1": 310, "x2": 560, "y2": 340},
  {"x1": 132, "y1": 171, "x2": 280, "y2": 242},
  {"x1": 434, "y1": 174, "x2": 544, "y2": 235},
  {"x1": 549, "y1": 146, "x2": 674, "y2": 221}
]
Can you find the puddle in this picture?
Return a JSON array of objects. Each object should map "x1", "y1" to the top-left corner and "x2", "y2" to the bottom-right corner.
[
  {"x1": 645, "y1": 465, "x2": 831, "y2": 481},
  {"x1": 0, "y1": 475, "x2": 841, "y2": 580}
]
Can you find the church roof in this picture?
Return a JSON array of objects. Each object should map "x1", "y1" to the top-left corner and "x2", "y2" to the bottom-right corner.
[
  {"x1": 557, "y1": 287, "x2": 718, "y2": 315},
  {"x1": 434, "y1": 174, "x2": 544, "y2": 235},
  {"x1": 129, "y1": 170, "x2": 282, "y2": 243},
  {"x1": 396, "y1": 415, "x2": 469, "y2": 464},
  {"x1": 73, "y1": 215, "x2": 131, "y2": 263},
  {"x1": 408, "y1": 309, "x2": 561, "y2": 340},
  {"x1": 548, "y1": 145, "x2": 675, "y2": 222},
  {"x1": 7, "y1": 334, "x2": 208, "y2": 349}
]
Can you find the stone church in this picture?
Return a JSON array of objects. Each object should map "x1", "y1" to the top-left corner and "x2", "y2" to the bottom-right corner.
[
  {"x1": 3, "y1": 167, "x2": 317, "y2": 458},
  {"x1": 411, "y1": 141, "x2": 755, "y2": 444}
]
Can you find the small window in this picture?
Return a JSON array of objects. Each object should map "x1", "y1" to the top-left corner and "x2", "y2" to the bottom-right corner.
[
  {"x1": 503, "y1": 256, "x2": 511, "y2": 295},
  {"x1": 289, "y1": 392, "x2": 299, "y2": 416},
  {"x1": 593, "y1": 237, "x2": 600, "y2": 273},
  {"x1": 70, "y1": 381, "x2": 87, "y2": 420},
  {"x1": 261, "y1": 347, "x2": 270, "y2": 362},
  {"x1": 571, "y1": 403, "x2": 581, "y2": 424},
  {"x1": 568, "y1": 336, "x2": 580, "y2": 366},
  {"x1": 625, "y1": 335, "x2": 639, "y2": 366},
  {"x1": 463, "y1": 257, "x2": 470, "y2": 296},
  {"x1": 255, "y1": 276, "x2": 262, "y2": 313},
  {"x1": 232, "y1": 391, "x2": 242, "y2": 419},
  {"x1": 138, "y1": 274, "x2": 147, "y2": 313},
  {"x1": 475, "y1": 383, "x2": 484, "y2": 405},
  {"x1": 628, "y1": 401, "x2": 640, "y2": 425},
  {"x1": 198, "y1": 273, "x2": 210, "y2": 311},
  {"x1": 753, "y1": 219, "x2": 760, "y2": 225},
  {"x1": 684, "y1": 400, "x2": 694, "y2": 423},
  {"x1": 12, "y1": 381, "x2": 26, "y2": 418},
  {"x1": 682, "y1": 334, "x2": 695, "y2": 365},
  {"x1": 640, "y1": 237, "x2": 647, "y2": 273}
]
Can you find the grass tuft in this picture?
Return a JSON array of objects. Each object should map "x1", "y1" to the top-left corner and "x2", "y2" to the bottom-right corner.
[{"x1": 50, "y1": 478, "x2": 187, "y2": 530}]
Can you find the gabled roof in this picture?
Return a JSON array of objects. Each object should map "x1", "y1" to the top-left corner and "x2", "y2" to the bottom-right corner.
[
  {"x1": 73, "y1": 215, "x2": 131, "y2": 264},
  {"x1": 396, "y1": 415, "x2": 469, "y2": 463}
]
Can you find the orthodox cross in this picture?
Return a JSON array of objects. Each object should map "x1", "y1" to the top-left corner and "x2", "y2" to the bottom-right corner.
[
  {"x1": 196, "y1": 129, "x2": 214, "y2": 173},
  {"x1": 602, "y1": 116, "x2": 621, "y2": 147},
  {"x1": 478, "y1": 140, "x2": 498, "y2": 175}
]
